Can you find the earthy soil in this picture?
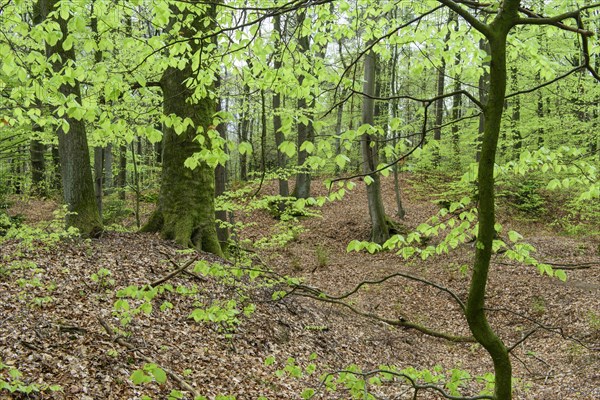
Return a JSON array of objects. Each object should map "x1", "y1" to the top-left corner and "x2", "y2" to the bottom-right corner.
[{"x1": 1, "y1": 176, "x2": 599, "y2": 400}]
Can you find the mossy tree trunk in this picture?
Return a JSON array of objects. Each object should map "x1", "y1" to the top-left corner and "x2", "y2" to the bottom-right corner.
[
  {"x1": 141, "y1": 3, "x2": 222, "y2": 257},
  {"x1": 39, "y1": 0, "x2": 102, "y2": 237},
  {"x1": 439, "y1": 1, "x2": 520, "y2": 399}
]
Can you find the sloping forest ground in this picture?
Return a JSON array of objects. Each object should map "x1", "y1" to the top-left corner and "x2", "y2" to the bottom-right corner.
[{"x1": 1, "y1": 175, "x2": 599, "y2": 399}]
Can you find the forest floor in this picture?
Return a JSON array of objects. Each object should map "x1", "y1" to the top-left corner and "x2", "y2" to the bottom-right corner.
[{"x1": 1, "y1": 175, "x2": 599, "y2": 400}]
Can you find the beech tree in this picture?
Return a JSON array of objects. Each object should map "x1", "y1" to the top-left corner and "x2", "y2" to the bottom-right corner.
[
  {"x1": 141, "y1": 2, "x2": 223, "y2": 256},
  {"x1": 39, "y1": 0, "x2": 102, "y2": 237},
  {"x1": 1, "y1": 1, "x2": 599, "y2": 398}
]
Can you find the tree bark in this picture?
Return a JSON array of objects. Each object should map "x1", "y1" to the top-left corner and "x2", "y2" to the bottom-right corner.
[
  {"x1": 273, "y1": 14, "x2": 290, "y2": 202},
  {"x1": 39, "y1": 0, "x2": 102, "y2": 237},
  {"x1": 361, "y1": 48, "x2": 389, "y2": 244},
  {"x1": 141, "y1": 3, "x2": 222, "y2": 257},
  {"x1": 94, "y1": 147, "x2": 104, "y2": 219},
  {"x1": 476, "y1": 38, "x2": 491, "y2": 162},
  {"x1": 29, "y1": 137, "x2": 46, "y2": 197},
  {"x1": 293, "y1": 11, "x2": 314, "y2": 199},
  {"x1": 215, "y1": 76, "x2": 229, "y2": 250}
]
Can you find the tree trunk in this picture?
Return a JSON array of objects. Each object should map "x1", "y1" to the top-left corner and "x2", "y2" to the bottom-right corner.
[
  {"x1": 94, "y1": 147, "x2": 104, "y2": 219},
  {"x1": 215, "y1": 76, "x2": 229, "y2": 250},
  {"x1": 141, "y1": 4, "x2": 222, "y2": 257},
  {"x1": 273, "y1": 14, "x2": 290, "y2": 202},
  {"x1": 476, "y1": 38, "x2": 490, "y2": 162},
  {"x1": 117, "y1": 145, "x2": 127, "y2": 200},
  {"x1": 50, "y1": 145, "x2": 60, "y2": 190},
  {"x1": 466, "y1": 13, "x2": 517, "y2": 399},
  {"x1": 239, "y1": 83, "x2": 250, "y2": 181},
  {"x1": 29, "y1": 137, "x2": 46, "y2": 197},
  {"x1": 39, "y1": 0, "x2": 101, "y2": 237},
  {"x1": 361, "y1": 48, "x2": 389, "y2": 244},
  {"x1": 103, "y1": 144, "x2": 113, "y2": 195},
  {"x1": 432, "y1": 13, "x2": 453, "y2": 165},
  {"x1": 293, "y1": 11, "x2": 313, "y2": 199},
  {"x1": 510, "y1": 67, "x2": 522, "y2": 156}
]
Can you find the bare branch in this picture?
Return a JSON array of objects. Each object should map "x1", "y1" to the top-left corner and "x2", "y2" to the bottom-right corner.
[
  {"x1": 348, "y1": 88, "x2": 484, "y2": 111},
  {"x1": 149, "y1": 255, "x2": 201, "y2": 288},
  {"x1": 309, "y1": 272, "x2": 466, "y2": 312},
  {"x1": 436, "y1": 0, "x2": 491, "y2": 36},
  {"x1": 294, "y1": 290, "x2": 474, "y2": 342},
  {"x1": 515, "y1": 4, "x2": 600, "y2": 36},
  {"x1": 507, "y1": 328, "x2": 538, "y2": 353},
  {"x1": 316, "y1": 368, "x2": 494, "y2": 400},
  {"x1": 505, "y1": 66, "x2": 584, "y2": 99}
]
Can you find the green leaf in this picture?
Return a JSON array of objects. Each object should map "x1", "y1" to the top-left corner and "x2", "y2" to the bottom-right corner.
[
  {"x1": 335, "y1": 154, "x2": 350, "y2": 169},
  {"x1": 300, "y1": 141, "x2": 315, "y2": 154},
  {"x1": 62, "y1": 35, "x2": 74, "y2": 51},
  {"x1": 238, "y1": 141, "x2": 252, "y2": 155},
  {"x1": 151, "y1": 367, "x2": 167, "y2": 384},
  {"x1": 507, "y1": 230, "x2": 522, "y2": 242},
  {"x1": 131, "y1": 369, "x2": 152, "y2": 385},
  {"x1": 264, "y1": 356, "x2": 275, "y2": 366},
  {"x1": 554, "y1": 269, "x2": 567, "y2": 282},
  {"x1": 363, "y1": 175, "x2": 374, "y2": 185},
  {"x1": 279, "y1": 141, "x2": 296, "y2": 158}
]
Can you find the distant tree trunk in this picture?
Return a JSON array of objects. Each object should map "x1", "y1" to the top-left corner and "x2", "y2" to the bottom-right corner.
[
  {"x1": 50, "y1": 145, "x2": 60, "y2": 190},
  {"x1": 142, "y1": 4, "x2": 222, "y2": 256},
  {"x1": 239, "y1": 82, "x2": 250, "y2": 181},
  {"x1": 39, "y1": 0, "x2": 101, "y2": 237},
  {"x1": 451, "y1": 69, "x2": 462, "y2": 158},
  {"x1": 362, "y1": 48, "x2": 389, "y2": 244},
  {"x1": 333, "y1": 96, "x2": 345, "y2": 174},
  {"x1": 273, "y1": 14, "x2": 289, "y2": 202},
  {"x1": 449, "y1": 11, "x2": 461, "y2": 159},
  {"x1": 389, "y1": 44, "x2": 405, "y2": 219},
  {"x1": 432, "y1": 13, "x2": 453, "y2": 166},
  {"x1": 215, "y1": 75, "x2": 229, "y2": 250},
  {"x1": 29, "y1": 137, "x2": 46, "y2": 197},
  {"x1": 91, "y1": 0, "x2": 105, "y2": 218},
  {"x1": 510, "y1": 67, "x2": 521, "y2": 157},
  {"x1": 536, "y1": 72, "x2": 545, "y2": 147},
  {"x1": 293, "y1": 11, "x2": 314, "y2": 199},
  {"x1": 104, "y1": 144, "x2": 113, "y2": 195},
  {"x1": 94, "y1": 147, "x2": 104, "y2": 219},
  {"x1": 154, "y1": 137, "x2": 162, "y2": 164},
  {"x1": 117, "y1": 145, "x2": 127, "y2": 200}
]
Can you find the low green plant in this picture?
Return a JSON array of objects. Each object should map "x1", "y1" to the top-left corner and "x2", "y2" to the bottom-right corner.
[
  {"x1": 315, "y1": 244, "x2": 329, "y2": 267},
  {"x1": 90, "y1": 267, "x2": 115, "y2": 289},
  {"x1": 587, "y1": 311, "x2": 600, "y2": 332},
  {"x1": 131, "y1": 363, "x2": 167, "y2": 385},
  {"x1": 500, "y1": 178, "x2": 546, "y2": 216},
  {"x1": 530, "y1": 295, "x2": 546, "y2": 315},
  {"x1": 0, "y1": 360, "x2": 61, "y2": 395},
  {"x1": 0, "y1": 206, "x2": 79, "y2": 250}
]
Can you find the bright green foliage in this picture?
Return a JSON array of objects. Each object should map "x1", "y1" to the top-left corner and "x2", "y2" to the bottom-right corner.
[
  {"x1": 130, "y1": 363, "x2": 167, "y2": 385},
  {"x1": 0, "y1": 360, "x2": 61, "y2": 395}
]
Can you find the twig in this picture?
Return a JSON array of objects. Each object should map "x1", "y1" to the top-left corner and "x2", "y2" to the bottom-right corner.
[
  {"x1": 159, "y1": 251, "x2": 209, "y2": 282},
  {"x1": 149, "y1": 255, "x2": 200, "y2": 288},
  {"x1": 97, "y1": 316, "x2": 199, "y2": 398},
  {"x1": 507, "y1": 328, "x2": 538, "y2": 353}
]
